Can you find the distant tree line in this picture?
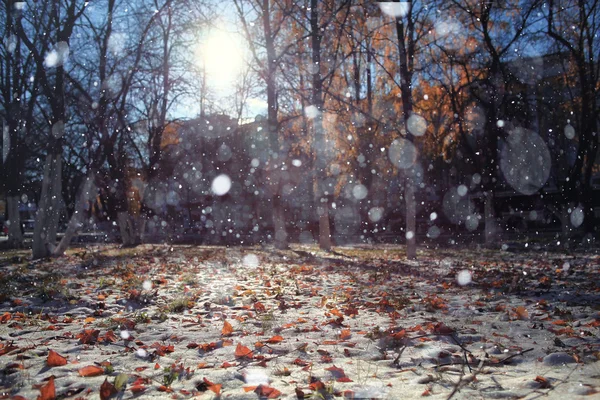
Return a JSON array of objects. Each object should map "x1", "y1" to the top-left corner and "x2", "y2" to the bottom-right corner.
[{"x1": 0, "y1": 0, "x2": 598, "y2": 258}]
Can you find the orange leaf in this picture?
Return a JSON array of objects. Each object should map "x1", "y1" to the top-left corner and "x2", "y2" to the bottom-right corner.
[
  {"x1": 222, "y1": 320, "x2": 233, "y2": 336},
  {"x1": 76, "y1": 329, "x2": 100, "y2": 345},
  {"x1": 47, "y1": 350, "x2": 67, "y2": 367},
  {"x1": 235, "y1": 343, "x2": 253, "y2": 359},
  {"x1": 515, "y1": 306, "x2": 529, "y2": 320},
  {"x1": 244, "y1": 386, "x2": 258, "y2": 392},
  {"x1": 78, "y1": 365, "x2": 104, "y2": 377},
  {"x1": 130, "y1": 385, "x2": 146, "y2": 394},
  {"x1": 534, "y1": 375, "x2": 551, "y2": 388},
  {"x1": 552, "y1": 320, "x2": 568, "y2": 326},
  {"x1": 266, "y1": 335, "x2": 284, "y2": 344},
  {"x1": 100, "y1": 378, "x2": 117, "y2": 400},
  {"x1": 37, "y1": 376, "x2": 56, "y2": 400},
  {"x1": 340, "y1": 329, "x2": 352, "y2": 340},
  {"x1": 254, "y1": 384, "x2": 282, "y2": 398},
  {"x1": 0, "y1": 312, "x2": 11, "y2": 323},
  {"x1": 254, "y1": 302, "x2": 266, "y2": 313},
  {"x1": 221, "y1": 361, "x2": 235, "y2": 368},
  {"x1": 203, "y1": 378, "x2": 222, "y2": 395},
  {"x1": 84, "y1": 317, "x2": 96, "y2": 324}
]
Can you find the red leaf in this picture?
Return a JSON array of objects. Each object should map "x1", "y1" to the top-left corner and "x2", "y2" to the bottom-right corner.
[
  {"x1": 340, "y1": 329, "x2": 352, "y2": 340},
  {"x1": 203, "y1": 378, "x2": 222, "y2": 395},
  {"x1": 431, "y1": 322, "x2": 454, "y2": 335},
  {"x1": 0, "y1": 312, "x2": 11, "y2": 323},
  {"x1": 37, "y1": 376, "x2": 56, "y2": 400},
  {"x1": 254, "y1": 384, "x2": 282, "y2": 398},
  {"x1": 103, "y1": 330, "x2": 118, "y2": 343},
  {"x1": 78, "y1": 365, "x2": 104, "y2": 377},
  {"x1": 534, "y1": 375, "x2": 552, "y2": 388},
  {"x1": 47, "y1": 350, "x2": 67, "y2": 367},
  {"x1": 266, "y1": 335, "x2": 284, "y2": 344},
  {"x1": 235, "y1": 343, "x2": 253, "y2": 359},
  {"x1": 254, "y1": 302, "x2": 266, "y2": 313},
  {"x1": 76, "y1": 329, "x2": 100, "y2": 345},
  {"x1": 336, "y1": 376, "x2": 353, "y2": 383},
  {"x1": 292, "y1": 358, "x2": 310, "y2": 366},
  {"x1": 100, "y1": 378, "x2": 117, "y2": 400},
  {"x1": 222, "y1": 320, "x2": 233, "y2": 336},
  {"x1": 325, "y1": 365, "x2": 346, "y2": 379},
  {"x1": 130, "y1": 385, "x2": 146, "y2": 394}
]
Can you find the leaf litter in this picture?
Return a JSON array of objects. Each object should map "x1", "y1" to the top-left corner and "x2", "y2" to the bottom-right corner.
[{"x1": 0, "y1": 244, "x2": 598, "y2": 399}]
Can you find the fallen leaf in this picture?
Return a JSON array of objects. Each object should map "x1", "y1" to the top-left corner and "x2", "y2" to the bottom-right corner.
[
  {"x1": 515, "y1": 306, "x2": 529, "y2": 320},
  {"x1": 47, "y1": 350, "x2": 67, "y2": 367},
  {"x1": 100, "y1": 378, "x2": 117, "y2": 400},
  {"x1": 534, "y1": 375, "x2": 551, "y2": 388},
  {"x1": 78, "y1": 365, "x2": 105, "y2": 377},
  {"x1": 37, "y1": 376, "x2": 56, "y2": 400},
  {"x1": 235, "y1": 343, "x2": 253, "y2": 359},
  {"x1": 340, "y1": 329, "x2": 352, "y2": 340},
  {"x1": 266, "y1": 335, "x2": 284, "y2": 344},
  {"x1": 222, "y1": 320, "x2": 233, "y2": 336},
  {"x1": 76, "y1": 329, "x2": 100, "y2": 345},
  {"x1": 203, "y1": 377, "x2": 222, "y2": 395},
  {"x1": 0, "y1": 312, "x2": 11, "y2": 323},
  {"x1": 254, "y1": 384, "x2": 282, "y2": 398}
]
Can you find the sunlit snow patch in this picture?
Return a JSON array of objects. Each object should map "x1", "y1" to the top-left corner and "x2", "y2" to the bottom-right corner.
[
  {"x1": 407, "y1": 113, "x2": 427, "y2": 136},
  {"x1": 136, "y1": 348, "x2": 147, "y2": 358},
  {"x1": 242, "y1": 253, "x2": 259, "y2": 268},
  {"x1": 244, "y1": 369, "x2": 269, "y2": 386},
  {"x1": 211, "y1": 174, "x2": 231, "y2": 196},
  {"x1": 142, "y1": 280, "x2": 153, "y2": 291},
  {"x1": 377, "y1": 2, "x2": 410, "y2": 17}
]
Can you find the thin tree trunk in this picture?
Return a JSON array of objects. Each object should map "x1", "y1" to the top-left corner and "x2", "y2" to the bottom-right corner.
[
  {"x1": 32, "y1": 154, "x2": 62, "y2": 258},
  {"x1": 6, "y1": 195, "x2": 23, "y2": 248},
  {"x1": 484, "y1": 190, "x2": 498, "y2": 246},
  {"x1": 406, "y1": 179, "x2": 416, "y2": 259},
  {"x1": 310, "y1": 0, "x2": 332, "y2": 251},
  {"x1": 395, "y1": 1, "x2": 417, "y2": 259},
  {"x1": 53, "y1": 172, "x2": 96, "y2": 256}
]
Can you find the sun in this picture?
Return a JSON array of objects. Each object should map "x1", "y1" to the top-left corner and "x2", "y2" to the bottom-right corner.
[{"x1": 197, "y1": 30, "x2": 245, "y2": 88}]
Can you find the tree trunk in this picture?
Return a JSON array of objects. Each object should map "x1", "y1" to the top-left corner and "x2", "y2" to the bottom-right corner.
[
  {"x1": 395, "y1": 2, "x2": 417, "y2": 260},
  {"x1": 405, "y1": 179, "x2": 416, "y2": 259},
  {"x1": 53, "y1": 173, "x2": 96, "y2": 256},
  {"x1": 6, "y1": 195, "x2": 23, "y2": 248},
  {"x1": 32, "y1": 154, "x2": 62, "y2": 258},
  {"x1": 310, "y1": 0, "x2": 332, "y2": 251},
  {"x1": 484, "y1": 190, "x2": 498, "y2": 246}
]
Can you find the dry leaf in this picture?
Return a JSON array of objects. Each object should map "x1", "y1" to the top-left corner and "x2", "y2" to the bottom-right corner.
[
  {"x1": 47, "y1": 350, "x2": 67, "y2": 367},
  {"x1": 266, "y1": 335, "x2": 284, "y2": 344},
  {"x1": 515, "y1": 306, "x2": 529, "y2": 320},
  {"x1": 235, "y1": 343, "x2": 253, "y2": 359},
  {"x1": 222, "y1": 320, "x2": 233, "y2": 336},
  {"x1": 78, "y1": 365, "x2": 104, "y2": 377},
  {"x1": 100, "y1": 378, "x2": 117, "y2": 400},
  {"x1": 37, "y1": 376, "x2": 56, "y2": 400},
  {"x1": 254, "y1": 384, "x2": 282, "y2": 398}
]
